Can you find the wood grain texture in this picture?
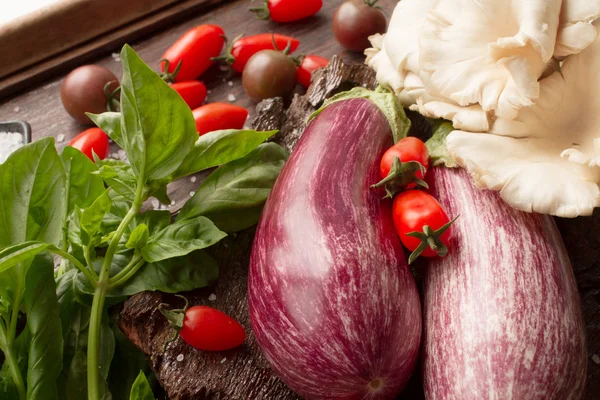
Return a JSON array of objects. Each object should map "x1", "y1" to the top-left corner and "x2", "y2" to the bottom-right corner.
[{"x1": 0, "y1": 0, "x2": 598, "y2": 398}]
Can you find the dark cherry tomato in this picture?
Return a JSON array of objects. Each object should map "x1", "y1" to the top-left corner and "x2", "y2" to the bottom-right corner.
[
  {"x1": 333, "y1": 0, "x2": 387, "y2": 52},
  {"x1": 393, "y1": 190, "x2": 455, "y2": 264},
  {"x1": 179, "y1": 306, "x2": 246, "y2": 351},
  {"x1": 297, "y1": 55, "x2": 329, "y2": 88},
  {"x1": 192, "y1": 103, "x2": 249, "y2": 136},
  {"x1": 215, "y1": 34, "x2": 300, "y2": 74},
  {"x1": 161, "y1": 25, "x2": 225, "y2": 82},
  {"x1": 61, "y1": 65, "x2": 119, "y2": 124},
  {"x1": 242, "y1": 50, "x2": 298, "y2": 101},
  {"x1": 250, "y1": 0, "x2": 323, "y2": 22},
  {"x1": 68, "y1": 128, "x2": 110, "y2": 161},
  {"x1": 170, "y1": 81, "x2": 207, "y2": 109}
]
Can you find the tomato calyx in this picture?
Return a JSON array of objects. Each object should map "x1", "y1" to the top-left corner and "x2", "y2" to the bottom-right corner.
[
  {"x1": 372, "y1": 157, "x2": 428, "y2": 199},
  {"x1": 364, "y1": 0, "x2": 382, "y2": 9},
  {"x1": 160, "y1": 59, "x2": 183, "y2": 83},
  {"x1": 249, "y1": 0, "x2": 270, "y2": 20},
  {"x1": 211, "y1": 34, "x2": 243, "y2": 75},
  {"x1": 104, "y1": 81, "x2": 121, "y2": 112},
  {"x1": 405, "y1": 216, "x2": 459, "y2": 264},
  {"x1": 158, "y1": 294, "x2": 189, "y2": 350}
]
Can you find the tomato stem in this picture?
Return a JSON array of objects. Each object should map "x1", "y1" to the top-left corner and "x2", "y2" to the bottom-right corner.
[
  {"x1": 160, "y1": 59, "x2": 183, "y2": 83},
  {"x1": 405, "y1": 215, "x2": 459, "y2": 264},
  {"x1": 104, "y1": 81, "x2": 121, "y2": 112},
  {"x1": 372, "y1": 157, "x2": 428, "y2": 199},
  {"x1": 249, "y1": 0, "x2": 270, "y2": 20}
]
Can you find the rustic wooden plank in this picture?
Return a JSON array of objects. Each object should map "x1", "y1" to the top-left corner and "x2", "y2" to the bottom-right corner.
[{"x1": 0, "y1": 0, "x2": 232, "y2": 98}]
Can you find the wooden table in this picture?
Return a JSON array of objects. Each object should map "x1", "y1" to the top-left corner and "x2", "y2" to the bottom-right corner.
[{"x1": 0, "y1": 1, "x2": 599, "y2": 399}]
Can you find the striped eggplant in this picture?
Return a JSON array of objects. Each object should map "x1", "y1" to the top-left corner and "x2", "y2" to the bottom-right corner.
[
  {"x1": 248, "y1": 97, "x2": 422, "y2": 399},
  {"x1": 424, "y1": 167, "x2": 587, "y2": 400}
]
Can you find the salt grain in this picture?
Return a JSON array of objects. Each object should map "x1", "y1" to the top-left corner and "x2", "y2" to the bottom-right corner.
[
  {"x1": 176, "y1": 354, "x2": 184, "y2": 362},
  {"x1": 151, "y1": 199, "x2": 160, "y2": 210},
  {"x1": 593, "y1": 354, "x2": 600, "y2": 364},
  {"x1": 189, "y1": 191, "x2": 195, "y2": 197},
  {"x1": 13, "y1": 106, "x2": 20, "y2": 113},
  {"x1": 0, "y1": 132, "x2": 24, "y2": 164},
  {"x1": 220, "y1": 358, "x2": 227, "y2": 364},
  {"x1": 208, "y1": 293, "x2": 217, "y2": 301},
  {"x1": 171, "y1": 200, "x2": 176, "y2": 206},
  {"x1": 112, "y1": 53, "x2": 121, "y2": 62},
  {"x1": 227, "y1": 94, "x2": 236, "y2": 102},
  {"x1": 57, "y1": 134, "x2": 66, "y2": 143},
  {"x1": 207, "y1": 90, "x2": 212, "y2": 94},
  {"x1": 228, "y1": 81, "x2": 233, "y2": 87},
  {"x1": 190, "y1": 176, "x2": 197, "y2": 183}
]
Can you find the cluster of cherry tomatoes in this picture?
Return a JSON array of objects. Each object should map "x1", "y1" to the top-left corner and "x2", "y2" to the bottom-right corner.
[{"x1": 376, "y1": 137, "x2": 457, "y2": 264}]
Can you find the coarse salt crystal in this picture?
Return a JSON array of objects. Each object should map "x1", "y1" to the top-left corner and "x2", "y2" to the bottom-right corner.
[
  {"x1": 13, "y1": 106, "x2": 20, "y2": 113},
  {"x1": 189, "y1": 191, "x2": 195, "y2": 197},
  {"x1": 228, "y1": 81, "x2": 233, "y2": 87},
  {"x1": 0, "y1": 132, "x2": 24, "y2": 164},
  {"x1": 208, "y1": 293, "x2": 217, "y2": 301},
  {"x1": 593, "y1": 354, "x2": 600, "y2": 364},
  {"x1": 227, "y1": 94, "x2": 236, "y2": 102},
  {"x1": 112, "y1": 53, "x2": 121, "y2": 62},
  {"x1": 190, "y1": 176, "x2": 197, "y2": 183},
  {"x1": 176, "y1": 354, "x2": 184, "y2": 362},
  {"x1": 171, "y1": 200, "x2": 176, "y2": 206},
  {"x1": 151, "y1": 199, "x2": 160, "y2": 210},
  {"x1": 57, "y1": 134, "x2": 66, "y2": 143},
  {"x1": 220, "y1": 358, "x2": 227, "y2": 364}
]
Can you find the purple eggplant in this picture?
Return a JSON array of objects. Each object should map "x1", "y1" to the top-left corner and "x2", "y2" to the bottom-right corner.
[
  {"x1": 423, "y1": 167, "x2": 587, "y2": 400},
  {"x1": 248, "y1": 98, "x2": 422, "y2": 399}
]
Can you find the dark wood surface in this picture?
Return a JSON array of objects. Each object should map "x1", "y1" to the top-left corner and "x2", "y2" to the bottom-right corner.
[{"x1": 0, "y1": 0, "x2": 599, "y2": 399}]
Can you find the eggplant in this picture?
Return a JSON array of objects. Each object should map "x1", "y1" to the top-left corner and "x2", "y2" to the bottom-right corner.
[
  {"x1": 248, "y1": 98, "x2": 422, "y2": 399},
  {"x1": 423, "y1": 167, "x2": 587, "y2": 400}
]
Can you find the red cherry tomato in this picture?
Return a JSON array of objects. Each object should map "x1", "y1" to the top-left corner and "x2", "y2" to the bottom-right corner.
[
  {"x1": 192, "y1": 103, "x2": 249, "y2": 136},
  {"x1": 179, "y1": 306, "x2": 246, "y2": 351},
  {"x1": 378, "y1": 137, "x2": 429, "y2": 192},
  {"x1": 68, "y1": 127, "x2": 110, "y2": 161},
  {"x1": 250, "y1": 0, "x2": 323, "y2": 22},
  {"x1": 223, "y1": 34, "x2": 300, "y2": 73},
  {"x1": 170, "y1": 81, "x2": 207, "y2": 110},
  {"x1": 392, "y1": 190, "x2": 454, "y2": 262},
  {"x1": 161, "y1": 25, "x2": 225, "y2": 82},
  {"x1": 297, "y1": 55, "x2": 329, "y2": 88}
]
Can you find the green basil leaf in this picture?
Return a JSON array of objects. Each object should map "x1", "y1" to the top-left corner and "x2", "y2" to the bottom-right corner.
[
  {"x1": 173, "y1": 129, "x2": 278, "y2": 179},
  {"x1": 177, "y1": 143, "x2": 288, "y2": 232},
  {"x1": 0, "y1": 327, "x2": 30, "y2": 400},
  {"x1": 0, "y1": 137, "x2": 66, "y2": 247},
  {"x1": 119, "y1": 44, "x2": 196, "y2": 181},
  {"x1": 110, "y1": 250, "x2": 218, "y2": 296},
  {"x1": 129, "y1": 371, "x2": 154, "y2": 400},
  {"x1": 141, "y1": 217, "x2": 226, "y2": 263},
  {"x1": 81, "y1": 190, "x2": 112, "y2": 238},
  {"x1": 100, "y1": 193, "x2": 131, "y2": 236},
  {"x1": 88, "y1": 112, "x2": 124, "y2": 148},
  {"x1": 62, "y1": 146, "x2": 105, "y2": 213},
  {"x1": 126, "y1": 224, "x2": 149, "y2": 249},
  {"x1": 0, "y1": 241, "x2": 55, "y2": 275},
  {"x1": 135, "y1": 211, "x2": 170, "y2": 238},
  {"x1": 94, "y1": 158, "x2": 137, "y2": 199},
  {"x1": 64, "y1": 350, "x2": 88, "y2": 400},
  {"x1": 24, "y1": 255, "x2": 63, "y2": 400}
]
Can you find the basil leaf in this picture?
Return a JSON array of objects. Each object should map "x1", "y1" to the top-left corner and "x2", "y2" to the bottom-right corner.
[
  {"x1": 129, "y1": 371, "x2": 154, "y2": 400},
  {"x1": 0, "y1": 241, "x2": 55, "y2": 274},
  {"x1": 141, "y1": 217, "x2": 226, "y2": 263},
  {"x1": 173, "y1": 129, "x2": 278, "y2": 179},
  {"x1": 81, "y1": 190, "x2": 112, "y2": 238},
  {"x1": 94, "y1": 158, "x2": 137, "y2": 199},
  {"x1": 0, "y1": 137, "x2": 66, "y2": 247},
  {"x1": 110, "y1": 250, "x2": 218, "y2": 296},
  {"x1": 62, "y1": 146, "x2": 105, "y2": 213},
  {"x1": 0, "y1": 327, "x2": 29, "y2": 400},
  {"x1": 126, "y1": 224, "x2": 149, "y2": 250},
  {"x1": 88, "y1": 112, "x2": 124, "y2": 148},
  {"x1": 135, "y1": 210, "x2": 170, "y2": 237},
  {"x1": 100, "y1": 193, "x2": 131, "y2": 236},
  {"x1": 119, "y1": 44, "x2": 196, "y2": 181},
  {"x1": 177, "y1": 143, "x2": 288, "y2": 232},
  {"x1": 65, "y1": 350, "x2": 88, "y2": 400},
  {"x1": 24, "y1": 255, "x2": 63, "y2": 400}
]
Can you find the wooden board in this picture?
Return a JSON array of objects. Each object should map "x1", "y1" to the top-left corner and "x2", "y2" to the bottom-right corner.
[{"x1": 0, "y1": 0, "x2": 598, "y2": 398}]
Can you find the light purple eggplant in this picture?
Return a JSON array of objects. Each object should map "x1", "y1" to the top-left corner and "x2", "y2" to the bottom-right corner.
[
  {"x1": 248, "y1": 98, "x2": 422, "y2": 399},
  {"x1": 423, "y1": 167, "x2": 587, "y2": 400}
]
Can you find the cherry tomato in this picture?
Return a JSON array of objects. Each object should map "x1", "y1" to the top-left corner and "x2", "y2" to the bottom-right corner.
[
  {"x1": 297, "y1": 55, "x2": 329, "y2": 88},
  {"x1": 333, "y1": 0, "x2": 387, "y2": 52},
  {"x1": 250, "y1": 0, "x2": 323, "y2": 22},
  {"x1": 170, "y1": 81, "x2": 207, "y2": 110},
  {"x1": 68, "y1": 128, "x2": 110, "y2": 161},
  {"x1": 215, "y1": 34, "x2": 300, "y2": 74},
  {"x1": 192, "y1": 103, "x2": 249, "y2": 136},
  {"x1": 61, "y1": 65, "x2": 119, "y2": 124},
  {"x1": 393, "y1": 190, "x2": 454, "y2": 263},
  {"x1": 381, "y1": 137, "x2": 429, "y2": 181},
  {"x1": 161, "y1": 25, "x2": 225, "y2": 82},
  {"x1": 242, "y1": 50, "x2": 298, "y2": 101},
  {"x1": 179, "y1": 306, "x2": 246, "y2": 351}
]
